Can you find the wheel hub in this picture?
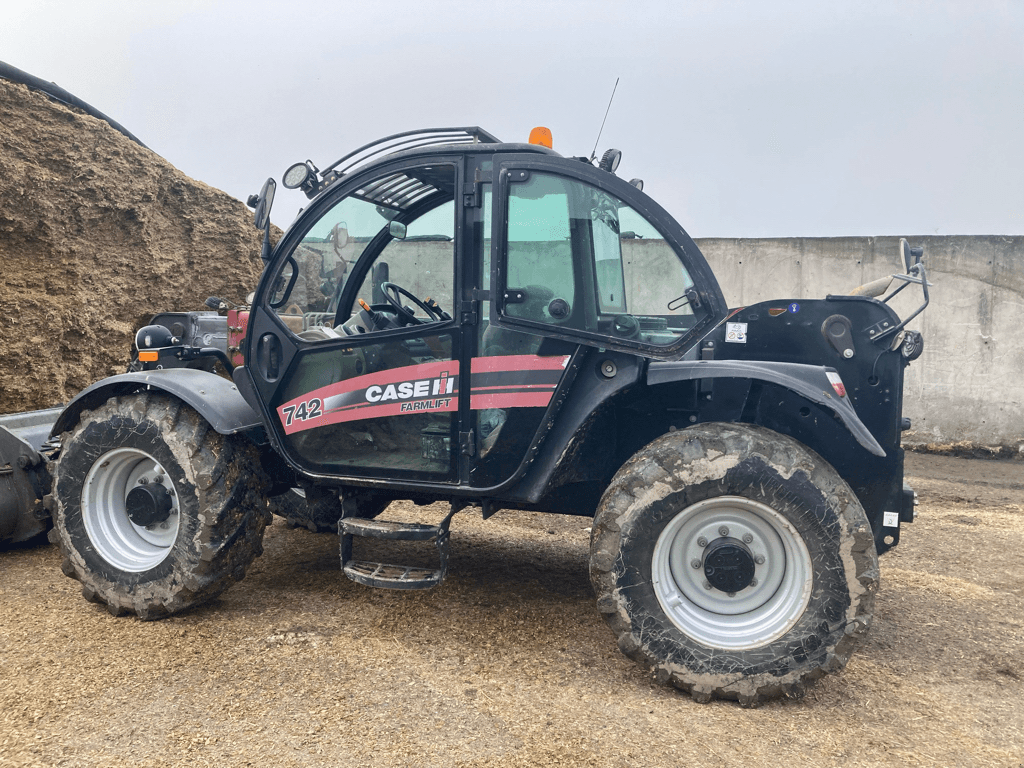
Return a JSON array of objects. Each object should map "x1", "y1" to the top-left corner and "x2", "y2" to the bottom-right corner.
[
  {"x1": 125, "y1": 483, "x2": 173, "y2": 527},
  {"x1": 82, "y1": 447, "x2": 180, "y2": 572},
  {"x1": 702, "y1": 537, "x2": 756, "y2": 593},
  {"x1": 651, "y1": 496, "x2": 813, "y2": 649}
]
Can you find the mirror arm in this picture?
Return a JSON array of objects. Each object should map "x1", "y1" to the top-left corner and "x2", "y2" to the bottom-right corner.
[
  {"x1": 880, "y1": 275, "x2": 912, "y2": 304},
  {"x1": 875, "y1": 263, "x2": 931, "y2": 341},
  {"x1": 260, "y1": 225, "x2": 272, "y2": 268}
]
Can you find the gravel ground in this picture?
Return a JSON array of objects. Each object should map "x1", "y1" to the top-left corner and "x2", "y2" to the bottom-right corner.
[{"x1": 1, "y1": 452, "x2": 1022, "y2": 767}]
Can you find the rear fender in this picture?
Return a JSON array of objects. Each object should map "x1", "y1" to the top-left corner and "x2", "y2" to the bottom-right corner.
[
  {"x1": 50, "y1": 369, "x2": 262, "y2": 438},
  {"x1": 646, "y1": 360, "x2": 885, "y2": 457}
]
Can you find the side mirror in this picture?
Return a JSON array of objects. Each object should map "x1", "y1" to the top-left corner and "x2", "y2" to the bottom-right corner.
[
  {"x1": 331, "y1": 221, "x2": 350, "y2": 250},
  {"x1": 253, "y1": 178, "x2": 276, "y2": 230},
  {"x1": 899, "y1": 237, "x2": 923, "y2": 273},
  {"x1": 388, "y1": 221, "x2": 407, "y2": 240}
]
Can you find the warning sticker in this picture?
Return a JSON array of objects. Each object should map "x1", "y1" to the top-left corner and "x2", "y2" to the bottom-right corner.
[
  {"x1": 725, "y1": 322, "x2": 748, "y2": 343},
  {"x1": 883, "y1": 511, "x2": 899, "y2": 528}
]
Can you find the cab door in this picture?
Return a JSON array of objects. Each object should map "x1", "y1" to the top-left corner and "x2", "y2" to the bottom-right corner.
[
  {"x1": 246, "y1": 158, "x2": 467, "y2": 484},
  {"x1": 465, "y1": 155, "x2": 728, "y2": 488}
]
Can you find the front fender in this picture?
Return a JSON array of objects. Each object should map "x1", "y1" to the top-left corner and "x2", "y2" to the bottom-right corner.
[
  {"x1": 647, "y1": 360, "x2": 885, "y2": 457},
  {"x1": 50, "y1": 369, "x2": 262, "y2": 437}
]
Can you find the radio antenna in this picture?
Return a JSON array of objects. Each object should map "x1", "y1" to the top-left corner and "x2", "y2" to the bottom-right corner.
[{"x1": 589, "y1": 77, "x2": 620, "y2": 162}]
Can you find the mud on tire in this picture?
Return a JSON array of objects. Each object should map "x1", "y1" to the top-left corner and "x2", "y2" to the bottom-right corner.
[
  {"x1": 50, "y1": 393, "x2": 272, "y2": 619},
  {"x1": 589, "y1": 422, "x2": 878, "y2": 706}
]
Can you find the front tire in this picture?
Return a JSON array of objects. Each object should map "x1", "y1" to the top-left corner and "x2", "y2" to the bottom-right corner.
[
  {"x1": 589, "y1": 423, "x2": 878, "y2": 705},
  {"x1": 50, "y1": 393, "x2": 271, "y2": 619}
]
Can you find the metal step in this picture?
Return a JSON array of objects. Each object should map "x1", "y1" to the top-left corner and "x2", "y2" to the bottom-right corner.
[
  {"x1": 343, "y1": 560, "x2": 444, "y2": 590},
  {"x1": 339, "y1": 513, "x2": 455, "y2": 591},
  {"x1": 339, "y1": 517, "x2": 440, "y2": 541}
]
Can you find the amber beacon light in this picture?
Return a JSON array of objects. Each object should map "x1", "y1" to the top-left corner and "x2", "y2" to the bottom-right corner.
[{"x1": 528, "y1": 126, "x2": 553, "y2": 148}]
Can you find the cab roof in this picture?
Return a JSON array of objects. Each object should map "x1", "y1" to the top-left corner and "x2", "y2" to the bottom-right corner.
[{"x1": 299, "y1": 127, "x2": 561, "y2": 200}]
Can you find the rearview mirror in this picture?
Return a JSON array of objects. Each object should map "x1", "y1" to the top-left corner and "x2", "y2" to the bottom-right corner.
[
  {"x1": 899, "y1": 237, "x2": 923, "y2": 273},
  {"x1": 388, "y1": 221, "x2": 407, "y2": 240},
  {"x1": 253, "y1": 177, "x2": 276, "y2": 230}
]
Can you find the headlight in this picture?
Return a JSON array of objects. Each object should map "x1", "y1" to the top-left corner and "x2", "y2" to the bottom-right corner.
[{"x1": 283, "y1": 161, "x2": 313, "y2": 189}]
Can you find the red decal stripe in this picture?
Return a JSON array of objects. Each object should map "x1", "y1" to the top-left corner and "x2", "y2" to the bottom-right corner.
[
  {"x1": 470, "y1": 383, "x2": 556, "y2": 392},
  {"x1": 470, "y1": 392, "x2": 555, "y2": 410},
  {"x1": 471, "y1": 354, "x2": 570, "y2": 373}
]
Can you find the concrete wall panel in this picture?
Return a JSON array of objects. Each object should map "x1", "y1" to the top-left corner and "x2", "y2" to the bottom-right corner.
[{"x1": 695, "y1": 235, "x2": 1024, "y2": 450}]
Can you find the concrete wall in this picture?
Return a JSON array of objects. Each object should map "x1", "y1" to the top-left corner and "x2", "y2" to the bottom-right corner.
[{"x1": 694, "y1": 236, "x2": 1024, "y2": 450}]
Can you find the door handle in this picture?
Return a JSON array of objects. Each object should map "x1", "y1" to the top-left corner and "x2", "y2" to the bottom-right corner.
[{"x1": 257, "y1": 333, "x2": 282, "y2": 382}]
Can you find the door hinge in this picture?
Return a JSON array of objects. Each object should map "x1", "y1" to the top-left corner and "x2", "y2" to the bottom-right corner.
[
  {"x1": 460, "y1": 300, "x2": 479, "y2": 326},
  {"x1": 459, "y1": 430, "x2": 476, "y2": 457},
  {"x1": 462, "y1": 181, "x2": 481, "y2": 208}
]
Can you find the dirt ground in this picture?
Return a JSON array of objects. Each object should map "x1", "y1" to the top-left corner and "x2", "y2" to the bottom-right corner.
[{"x1": 0, "y1": 451, "x2": 1020, "y2": 768}]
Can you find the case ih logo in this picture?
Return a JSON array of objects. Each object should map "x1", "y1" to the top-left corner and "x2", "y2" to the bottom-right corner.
[
  {"x1": 276, "y1": 354, "x2": 570, "y2": 435},
  {"x1": 365, "y1": 370, "x2": 455, "y2": 411}
]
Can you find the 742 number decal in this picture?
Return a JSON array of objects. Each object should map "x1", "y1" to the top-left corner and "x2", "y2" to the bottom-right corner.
[{"x1": 281, "y1": 397, "x2": 322, "y2": 427}]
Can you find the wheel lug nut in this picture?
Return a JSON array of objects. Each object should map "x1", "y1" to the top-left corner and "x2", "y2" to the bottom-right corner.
[
  {"x1": 750, "y1": 578, "x2": 758, "y2": 587},
  {"x1": 742, "y1": 533, "x2": 753, "y2": 544},
  {"x1": 755, "y1": 554, "x2": 765, "y2": 565},
  {"x1": 718, "y1": 526, "x2": 729, "y2": 537},
  {"x1": 691, "y1": 559, "x2": 702, "y2": 569},
  {"x1": 727, "y1": 592, "x2": 736, "y2": 597},
  {"x1": 153, "y1": 475, "x2": 164, "y2": 484},
  {"x1": 703, "y1": 581, "x2": 712, "y2": 590},
  {"x1": 697, "y1": 537, "x2": 708, "y2": 548},
  {"x1": 138, "y1": 477, "x2": 148, "y2": 485}
]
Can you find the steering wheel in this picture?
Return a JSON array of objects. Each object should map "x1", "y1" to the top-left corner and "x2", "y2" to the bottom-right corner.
[{"x1": 380, "y1": 282, "x2": 444, "y2": 325}]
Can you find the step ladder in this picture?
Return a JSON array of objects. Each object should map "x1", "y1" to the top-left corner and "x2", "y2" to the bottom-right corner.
[{"x1": 339, "y1": 513, "x2": 454, "y2": 590}]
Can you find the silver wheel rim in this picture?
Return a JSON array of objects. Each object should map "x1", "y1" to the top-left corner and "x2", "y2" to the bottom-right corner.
[
  {"x1": 651, "y1": 496, "x2": 812, "y2": 650},
  {"x1": 82, "y1": 448, "x2": 180, "y2": 572}
]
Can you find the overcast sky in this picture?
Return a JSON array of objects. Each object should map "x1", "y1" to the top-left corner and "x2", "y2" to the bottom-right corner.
[{"x1": 3, "y1": 1, "x2": 1022, "y2": 237}]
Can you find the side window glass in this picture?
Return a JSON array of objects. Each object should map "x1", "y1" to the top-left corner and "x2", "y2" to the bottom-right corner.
[
  {"x1": 268, "y1": 194, "x2": 386, "y2": 334},
  {"x1": 502, "y1": 171, "x2": 697, "y2": 347},
  {"x1": 352, "y1": 200, "x2": 456, "y2": 322},
  {"x1": 505, "y1": 175, "x2": 577, "y2": 327},
  {"x1": 591, "y1": 194, "x2": 627, "y2": 313},
  {"x1": 618, "y1": 206, "x2": 695, "y2": 326},
  {"x1": 267, "y1": 165, "x2": 457, "y2": 337}
]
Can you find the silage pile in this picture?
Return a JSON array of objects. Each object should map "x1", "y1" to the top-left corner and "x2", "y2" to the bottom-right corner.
[{"x1": 0, "y1": 77, "x2": 264, "y2": 414}]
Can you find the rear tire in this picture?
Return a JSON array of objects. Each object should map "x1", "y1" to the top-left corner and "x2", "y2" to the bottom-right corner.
[
  {"x1": 589, "y1": 423, "x2": 878, "y2": 705},
  {"x1": 50, "y1": 393, "x2": 271, "y2": 619}
]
